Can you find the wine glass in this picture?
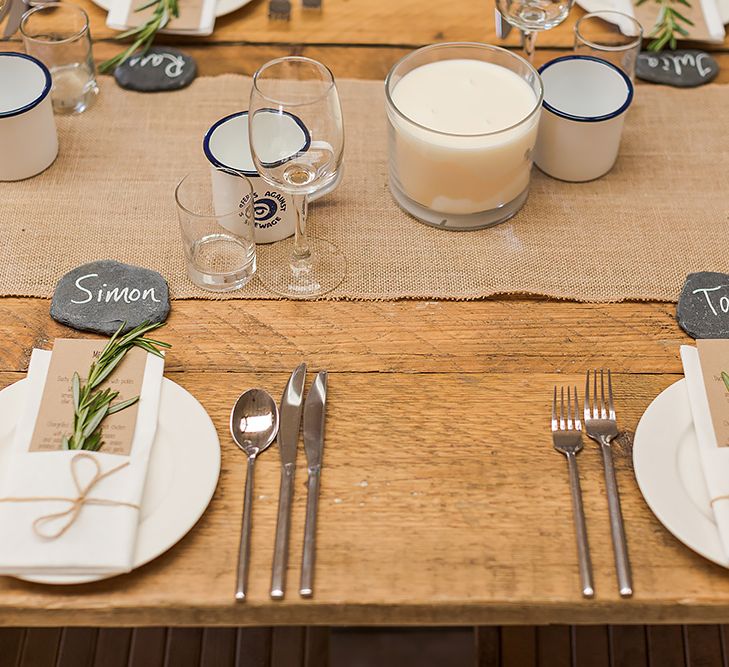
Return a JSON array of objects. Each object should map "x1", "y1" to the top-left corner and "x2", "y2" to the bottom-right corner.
[
  {"x1": 495, "y1": 0, "x2": 576, "y2": 61},
  {"x1": 248, "y1": 56, "x2": 346, "y2": 298}
]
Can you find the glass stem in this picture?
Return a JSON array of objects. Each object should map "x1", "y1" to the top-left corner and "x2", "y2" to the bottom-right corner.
[
  {"x1": 523, "y1": 30, "x2": 537, "y2": 62},
  {"x1": 291, "y1": 193, "x2": 311, "y2": 269}
]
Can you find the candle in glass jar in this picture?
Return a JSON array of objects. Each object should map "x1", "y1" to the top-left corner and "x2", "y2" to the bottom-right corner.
[{"x1": 389, "y1": 58, "x2": 540, "y2": 216}]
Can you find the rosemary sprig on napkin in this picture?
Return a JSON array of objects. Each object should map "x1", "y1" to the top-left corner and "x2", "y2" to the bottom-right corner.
[
  {"x1": 63, "y1": 322, "x2": 170, "y2": 452},
  {"x1": 98, "y1": 0, "x2": 180, "y2": 74},
  {"x1": 637, "y1": 0, "x2": 695, "y2": 51}
]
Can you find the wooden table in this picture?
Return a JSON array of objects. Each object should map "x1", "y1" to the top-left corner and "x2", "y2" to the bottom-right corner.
[{"x1": 1, "y1": 0, "x2": 729, "y2": 630}]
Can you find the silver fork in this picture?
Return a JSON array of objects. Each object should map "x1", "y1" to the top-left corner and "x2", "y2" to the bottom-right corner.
[
  {"x1": 584, "y1": 369, "x2": 632, "y2": 598},
  {"x1": 552, "y1": 386, "x2": 594, "y2": 599}
]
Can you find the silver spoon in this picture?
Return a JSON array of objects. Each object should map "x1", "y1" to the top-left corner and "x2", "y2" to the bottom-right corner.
[{"x1": 230, "y1": 388, "x2": 279, "y2": 602}]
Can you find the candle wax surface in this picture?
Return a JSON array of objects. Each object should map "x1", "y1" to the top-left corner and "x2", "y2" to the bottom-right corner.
[
  {"x1": 391, "y1": 59, "x2": 537, "y2": 136},
  {"x1": 386, "y1": 57, "x2": 541, "y2": 217}
]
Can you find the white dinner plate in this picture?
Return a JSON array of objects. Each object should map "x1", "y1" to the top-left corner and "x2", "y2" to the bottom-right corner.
[
  {"x1": 633, "y1": 378, "x2": 729, "y2": 568},
  {"x1": 92, "y1": 0, "x2": 254, "y2": 19},
  {"x1": 0, "y1": 377, "x2": 221, "y2": 585}
]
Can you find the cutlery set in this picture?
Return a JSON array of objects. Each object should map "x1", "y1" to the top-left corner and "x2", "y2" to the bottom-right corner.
[
  {"x1": 230, "y1": 363, "x2": 328, "y2": 601},
  {"x1": 232, "y1": 364, "x2": 628, "y2": 602},
  {"x1": 552, "y1": 369, "x2": 632, "y2": 599}
]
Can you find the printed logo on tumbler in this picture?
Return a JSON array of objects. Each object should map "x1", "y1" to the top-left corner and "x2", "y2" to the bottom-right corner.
[{"x1": 240, "y1": 190, "x2": 288, "y2": 229}]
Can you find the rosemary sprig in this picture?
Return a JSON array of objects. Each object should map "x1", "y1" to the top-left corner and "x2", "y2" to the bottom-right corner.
[
  {"x1": 63, "y1": 321, "x2": 171, "y2": 452},
  {"x1": 637, "y1": 0, "x2": 695, "y2": 51},
  {"x1": 98, "y1": 0, "x2": 180, "y2": 74}
]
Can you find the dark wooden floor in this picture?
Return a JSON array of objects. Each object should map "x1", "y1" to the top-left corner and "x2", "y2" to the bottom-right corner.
[{"x1": 1, "y1": 625, "x2": 728, "y2": 666}]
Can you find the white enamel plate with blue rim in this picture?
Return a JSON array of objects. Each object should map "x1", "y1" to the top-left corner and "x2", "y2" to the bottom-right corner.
[
  {"x1": 0, "y1": 377, "x2": 221, "y2": 585},
  {"x1": 633, "y1": 378, "x2": 729, "y2": 568}
]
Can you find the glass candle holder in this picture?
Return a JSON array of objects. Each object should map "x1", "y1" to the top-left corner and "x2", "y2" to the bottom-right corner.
[
  {"x1": 21, "y1": 2, "x2": 99, "y2": 115},
  {"x1": 574, "y1": 11, "x2": 643, "y2": 81},
  {"x1": 385, "y1": 42, "x2": 543, "y2": 230}
]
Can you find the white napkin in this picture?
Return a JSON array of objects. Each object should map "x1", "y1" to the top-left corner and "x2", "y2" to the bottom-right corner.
[
  {"x1": 106, "y1": 0, "x2": 217, "y2": 36},
  {"x1": 576, "y1": 0, "x2": 726, "y2": 43},
  {"x1": 0, "y1": 348, "x2": 163, "y2": 575},
  {"x1": 680, "y1": 345, "x2": 729, "y2": 558}
]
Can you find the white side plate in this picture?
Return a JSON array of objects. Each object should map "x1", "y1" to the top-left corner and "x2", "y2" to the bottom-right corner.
[
  {"x1": 633, "y1": 378, "x2": 729, "y2": 568},
  {"x1": 0, "y1": 377, "x2": 221, "y2": 585},
  {"x1": 93, "y1": 0, "x2": 254, "y2": 18}
]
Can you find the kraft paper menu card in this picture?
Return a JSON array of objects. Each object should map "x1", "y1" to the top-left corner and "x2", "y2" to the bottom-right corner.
[
  {"x1": 681, "y1": 343, "x2": 729, "y2": 558},
  {"x1": 29, "y1": 340, "x2": 146, "y2": 456},
  {"x1": 697, "y1": 339, "x2": 729, "y2": 448},
  {"x1": 0, "y1": 346, "x2": 164, "y2": 576},
  {"x1": 107, "y1": 0, "x2": 216, "y2": 35}
]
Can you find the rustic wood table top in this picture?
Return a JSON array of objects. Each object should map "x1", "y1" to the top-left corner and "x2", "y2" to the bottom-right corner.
[{"x1": 1, "y1": 0, "x2": 729, "y2": 627}]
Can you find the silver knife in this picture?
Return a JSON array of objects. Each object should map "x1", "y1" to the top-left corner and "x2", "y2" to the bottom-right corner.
[
  {"x1": 270, "y1": 362, "x2": 306, "y2": 599},
  {"x1": 299, "y1": 371, "x2": 327, "y2": 597}
]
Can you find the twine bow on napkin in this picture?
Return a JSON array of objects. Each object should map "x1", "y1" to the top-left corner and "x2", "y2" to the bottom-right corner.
[{"x1": 0, "y1": 453, "x2": 139, "y2": 539}]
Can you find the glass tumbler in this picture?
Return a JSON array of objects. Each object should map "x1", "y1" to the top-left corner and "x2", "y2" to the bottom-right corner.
[
  {"x1": 175, "y1": 168, "x2": 257, "y2": 292},
  {"x1": 21, "y1": 2, "x2": 99, "y2": 114},
  {"x1": 574, "y1": 11, "x2": 643, "y2": 81}
]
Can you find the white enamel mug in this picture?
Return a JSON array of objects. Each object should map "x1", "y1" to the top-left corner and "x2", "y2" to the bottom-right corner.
[
  {"x1": 0, "y1": 52, "x2": 58, "y2": 181},
  {"x1": 535, "y1": 55, "x2": 634, "y2": 182},
  {"x1": 203, "y1": 110, "x2": 342, "y2": 244}
]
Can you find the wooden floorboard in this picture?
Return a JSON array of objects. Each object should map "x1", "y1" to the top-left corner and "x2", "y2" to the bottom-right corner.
[
  {"x1": 328, "y1": 628, "x2": 475, "y2": 667},
  {"x1": 536, "y1": 626, "x2": 571, "y2": 667},
  {"x1": 0, "y1": 629, "x2": 25, "y2": 667},
  {"x1": 270, "y1": 627, "x2": 306, "y2": 667},
  {"x1": 476, "y1": 626, "x2": 500, "y2": 667},
  {"x1": 93, "y1": 629, "x2": 132, "y2": 667},
  {"x1": 17, "y1": 629, "x2": 61, "y2": 667},
  {"x1": 0, "y1": 631, "x2": 23, "y2": 667},
  {"x1": 646, "y1": 625, "x2": 686, "y2": 667},
  {"x1": 235, "y1": 628, "x2": 272, "y2": 667},
  {"x1": 6, "y1": 625, "x2": 729, "y2": 666},
  {"x1": 572, "y1": 626, "x2": 610, "y2": 667},
  {"x1": 304, "y1": 628, "x2": 330, "y2": 667},
  {"x1": 128, "y1": 628, "x2": 168, "y2": 667},
  {"x1": 56, "y1": 628, "x2": 98, "y2": 667},
  {"x1": 500, "y1": 626, "x2": 537, "y2": 667},
  {"x1": 684, "y1": 625, "x2": 725, "y2": 667},
  {"x1": 200, "y1": 628, "x2": 237, "y2": 667},
  {"x1": 610, "y1": 625, "x2": 649, "y2": 667},
  {"x1": 164, "y1": 628, "x2": 204, "y2": 667}
]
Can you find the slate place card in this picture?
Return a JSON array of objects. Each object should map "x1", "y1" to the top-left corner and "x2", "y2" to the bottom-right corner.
[
  {"x1": 50, "y1": 260, "x2": 170, "y2": 336},
  {"x1": 636, "y1": 50, "x2": 718, "y2": 87},
  {"x1": 114, "y1": 47, "x2": 197, "y2": 92},
  {"x1": 677, "y1": 272, "x2": 729, "y2": 339}
]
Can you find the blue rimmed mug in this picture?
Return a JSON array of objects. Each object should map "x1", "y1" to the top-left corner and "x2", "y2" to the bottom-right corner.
[
  {"x1": 203, "y1": 110, "x2": 342, "y2": 244},
  {"x1": 535, "y1": 55, "x2": 634, "y2": 182},
  {"x1": 0, "y1": 52, "x2": 58, "y2": 181}
]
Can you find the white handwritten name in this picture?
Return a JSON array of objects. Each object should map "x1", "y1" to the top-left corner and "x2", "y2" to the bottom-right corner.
[
  {"x1": 128, "y1": 52, "x2": 186, "y2": 79},
  {"x1": 71, "y1": 273, "x2": 161, "y2": 305},
  {"x1": 642, "y1": 53, "x2": 712, "y2": 78},
  {"x1": 693, "y1": 285, "x2": 729, "y2": 316}
]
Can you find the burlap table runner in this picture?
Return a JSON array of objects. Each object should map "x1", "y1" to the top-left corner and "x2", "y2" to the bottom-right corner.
[{"x1": 2, "y1": 74, "x2": 728, "y2": 302}]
